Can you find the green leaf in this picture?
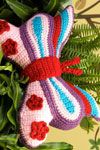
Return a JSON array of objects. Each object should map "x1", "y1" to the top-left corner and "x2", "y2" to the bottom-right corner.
[
  {"x1": 7, "y1": 145, "x2": 28, "y2": 150},
  {"x1": 96, "y1": 147, "x2": 100, "y2": 150},
  {"x1": 59, "y1": 0, "x2": 72, "y2": 10},
  {"x1": 0, "y1": 5, "x2": 6, "y2": 12},
  {"x1": 0, "y1": 81, "x2": 7, "y2": 95},
  {"x1": 7, "y1": 105, "x2": 16, "y2": 127},
  {"x1": 6, "y1": 143, "x2": 73, "y2": 150},
  {"x1": 0, "y1": 62, "x2": 13, "y2": 72},
  {"x1": 6, "y1": 0, "x2": 37, "y2": 20},
  {"x1": 0, "y1": 134, "x2": 19, "y2": 145},
  {"x1": 0, "y1": 142, "x2": 6, "y2": 148},
  {"x1": 91, "y1": 145, "x2": 96, "y2": 149},
  {"x1": 0, "y1": 51, "x2": 3, "y2": 64},
  {"x1": 0, "y1": 98, "x2": 8, "y2": 131},
  {"x1": 89, "y1": 139, "x2": 96, "y2": 145},
  {"x1": 80, "y1": 117, "x2": 97, "y2": 133},
  {"x1": 8, "y1": 82, "x2": 23, "y2": 110},
  {"x1": 44, "y1": 0, "x2": 59, "y2": 13},
  {"x1": 97, "y1": 139, "x2": 100, "y2": 145},
  {"x1": 13, "y1": 82, "x2": 23, "y2": 110},
  {"x1": 0, "y1": 9, "x2": 13, "y2": 19},
  {"x1": 34, "y1": 142, "x2": 73, "y2": 150},
  {"x1": 22, "y1": 0, "x2": 35, "y2": 6},
  {"x1": 18, "y1": 76, "x2": 29, "y2": 84},
  {"x1": 8, "y1": 72, "x2": 23, "y2": 110},
  {"x1": 0, "y1": 74, "x2": 10, "y2": 85}
]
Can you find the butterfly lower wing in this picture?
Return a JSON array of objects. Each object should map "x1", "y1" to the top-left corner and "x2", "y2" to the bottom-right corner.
[
  {"x1": 75, "y1": 86, "x2": 100, "y2": 121},
  {"x1": 67, "y1": 82, "x2": 100, "y2": 121}
]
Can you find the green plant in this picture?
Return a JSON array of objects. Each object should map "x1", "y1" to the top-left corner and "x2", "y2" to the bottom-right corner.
[
  {"x1": 89, "y1": 127, "x2": 100, "y2": 150},
  {"x1": 61, "y1": 24, "x2": 100, "y2": 104},
  {"x1": 0, "y1": 0, "x2": 71, "y2": 26},
  {"x1": 80, "y1": 117, "x2": 97, "y2": 133}
]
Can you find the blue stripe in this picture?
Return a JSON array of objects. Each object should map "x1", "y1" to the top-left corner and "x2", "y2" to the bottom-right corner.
[
  {"x1": 32, "y1": 17, "x2": 45, "y2": 57},
  {"x1": 76, "y1": 86, "x2": 99, "y2": 117},
  {"x1": 49, "y1": 78, "x2": 75, "y2": 113},
  {"x1": 56, "y1": 10, "x2": 69, "y2": 56}
]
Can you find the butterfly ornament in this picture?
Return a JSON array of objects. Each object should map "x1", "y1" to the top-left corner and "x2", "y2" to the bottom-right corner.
[{"x1": 0, "y1": 6, "x2": 100, "y2": 149}]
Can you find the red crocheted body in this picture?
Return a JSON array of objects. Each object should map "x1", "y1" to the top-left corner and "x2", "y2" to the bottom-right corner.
[{"x1": 22, "y1": 56, "x2": 61, "y2": 82}]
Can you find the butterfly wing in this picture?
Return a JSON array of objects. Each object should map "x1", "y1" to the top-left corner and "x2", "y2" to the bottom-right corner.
[
  {"x1": 67, "y1": 82, "x2": 100, "y2": 121},
  {"x1": 53, "y1": 6, "x2": 74, "y2": 57}
]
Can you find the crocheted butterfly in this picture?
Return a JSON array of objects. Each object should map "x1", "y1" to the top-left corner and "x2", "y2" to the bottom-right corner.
[{"x1": 0, "y1": 6, "x2": 100, "y2": 149}]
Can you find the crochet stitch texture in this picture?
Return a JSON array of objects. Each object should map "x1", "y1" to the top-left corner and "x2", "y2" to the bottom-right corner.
[{"x1": 0, "y1": 6, "x2": 100, "y2": 149}]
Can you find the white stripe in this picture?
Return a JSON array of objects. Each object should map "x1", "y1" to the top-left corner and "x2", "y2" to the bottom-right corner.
[
  {"x1": 41, "y1": 15, "x2": 49, "y2": 57},
  {"x1": 62, "y1": 7, "x2": 74, "y2": 45},
  {"x1": 27, "y1": 17, "x2": 41, "y2": 59}
]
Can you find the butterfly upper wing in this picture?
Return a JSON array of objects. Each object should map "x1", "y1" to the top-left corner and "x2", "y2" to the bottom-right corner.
[{"x1": 53, "y1": 6, "x2": 74, "y2": 57}]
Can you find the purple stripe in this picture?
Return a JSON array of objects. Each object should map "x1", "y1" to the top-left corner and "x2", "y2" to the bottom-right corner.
[
  {"x1": 40, "y1": 79, "x2": 84, "y2": 130},
  {"x1": 46, "y1": 15, "x2": 54, "y2": 56},
  {"x1": 20, "y1": 24, "x2": 35, "y2": 61}
]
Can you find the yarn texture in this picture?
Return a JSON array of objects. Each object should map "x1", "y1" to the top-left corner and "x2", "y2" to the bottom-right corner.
[{"x1": 0, "y1": 5, "x2": 100, "y2": 149}]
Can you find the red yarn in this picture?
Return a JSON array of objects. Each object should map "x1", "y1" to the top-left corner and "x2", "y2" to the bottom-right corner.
[
  {"x1": 0, "y1": 20, "x2": 10, "y2": 35},
  {"x1": 67, "y1": 82, "x2": 91, "y2": 115},
  {"x1": 61, "y1": 57, "x2": 81, "y2": 67},
  {"x1": 2, "y1": 38, "x2": 18, "y2": 56},
  {"x1": 30, "y1": 121, "x2": 49, "y2": 140},
  {"x1": 22, "y1": 57, "x2": 83, "y2": 82},
  {"x1": 62, "y1": 68, "x2": 83, "y2": 76},
  {"x1": 26, "y1": 94, "x2": 43, "y2": 110},
  {"x1": 53, "y1": 16, "x2": 61, "y2": 55},
  {"x1": 61, "y1": 57, "x2": 83, "y2": 76}
]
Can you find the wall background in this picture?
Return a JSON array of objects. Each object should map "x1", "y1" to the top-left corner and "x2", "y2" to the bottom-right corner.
[{"x1": 46, "y1": 1, "x2": 100, "y2": 150}]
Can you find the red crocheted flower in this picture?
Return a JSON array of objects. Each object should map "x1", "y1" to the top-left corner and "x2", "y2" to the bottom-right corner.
[
  {"x1": 30, "y1": 121, "x2": 49, "y2": 140},
  {"x1": 0, "y1": 20, "x2": 10, "y2": 35},
  {"x1": 26, "y1": 94, "x2": 43, "y2": 110},
  {"x1": 1, "y1": 39, "x2": 18, "y2": 56}
]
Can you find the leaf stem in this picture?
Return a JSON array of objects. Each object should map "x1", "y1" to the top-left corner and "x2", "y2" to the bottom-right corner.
[
  {"x1": 76, "y1": 14, "x2": 100, "y2": 19},
  {"x1": 95, "y1": 127, "x2": 100, "y2": 142}
]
